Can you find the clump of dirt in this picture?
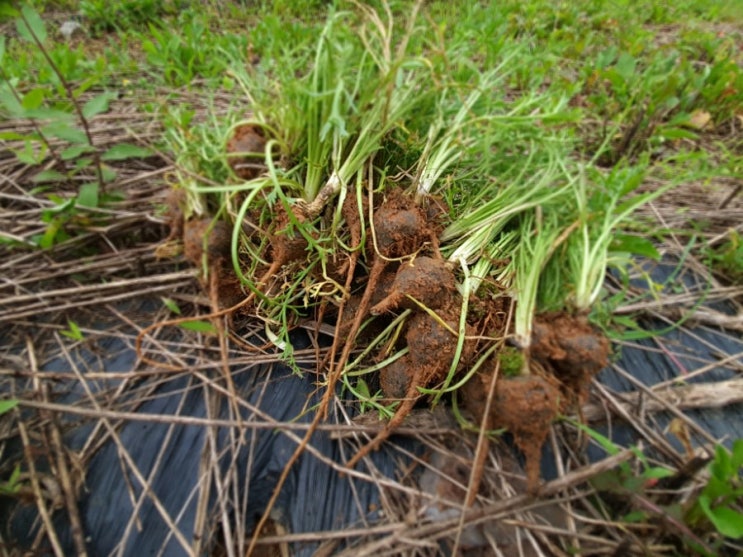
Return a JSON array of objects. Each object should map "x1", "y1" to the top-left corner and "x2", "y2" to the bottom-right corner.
[
  {"x1": 462, "y1": 310, "x2": 611, "y2": 491},
  {"x1": 531, "y1": 312, "x2": 610, "y2": 407},
  {"x1": 267, "y1": 208, "x2": 310, "y2": 270},
  {"x1": 371, "y1": 256, "x2": 457, "y2": 315},
  {"x1": 462, "y1": 369, "x2": 561, "y2": 493},
  {"x1": 181, "y1": 218, "x2": 245, "y2": 308},
  {"x1": 226, "y1": 123, "x2": 268, "y2": 180},
  {"x1": 372, "y1": 189, "x2": 439, "y2": 258},
  {"x1": 381, "y1": 305, "x2": 475, "y2": 401},
  {"x1": 183, "y1": 218, "x2": 232, "y2": 268},
  {"x1": 342, "y1": 190, "x2": 475, "y2": 469}
]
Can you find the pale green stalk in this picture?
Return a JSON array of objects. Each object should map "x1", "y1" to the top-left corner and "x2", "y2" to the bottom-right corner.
[
  {"x1": 512, "y1": 211, "x2": 562, "y2": 353},
  {"x1": 566, "y1": 157, "x2": 669, "y2": 311}
]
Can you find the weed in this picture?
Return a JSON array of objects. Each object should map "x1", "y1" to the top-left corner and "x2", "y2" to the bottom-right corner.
[
  {"x1": 703, "y1": 231, "x2": 743, "y2": 283},
  {"x1": 80, "y1": 0, "x2": 179, "y2": 35},
  {"x1": 0, "y1": 6, "x2": 154, "y2": 248},
  {"x1": 685, "y1": 440, "x2": 743, "y2": 551}
]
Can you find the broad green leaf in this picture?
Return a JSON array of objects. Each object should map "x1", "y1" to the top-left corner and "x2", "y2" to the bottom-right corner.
[
  {"x1": 101, "y1": 143, "x2": 153, "y2": 161},
  {"x1": 12, "y1": 141, "x2": 45, "y2": 164},
  {"x1": 41, "y1": 122, "x2": 88, "y2": 144},
  {"x1": 77, "y1": 183, "x2": 99, "y2": 208},
  {"x1": 32, "y1": 170, "x2": 67, "y2": 183},
  {"x1": 356, "y1": 378, "x2": 370, "y2": 399},
  {"x1": 658, "y1": 127, "x2": 698, "y2": 141},
  {"x1": 73, "y1": 157, "x2": 93, "y2": 170},
  {"x1": 101, "y1": 166, "x2": 117, "y2": 183},
  {"x1": 0, "y1": 36, "x2": 5, "y2": 66},
  {"x1": 615, "y1": 53, "x2": 636, "y2": 83},
  {"x1": 731, "y1": 439, "x2": 743, "y2": 469},
  {"x1": 699, "y1": 496, "x2": 743, "y2": 538},
  {"x1": 17, "y1": 5, "x2": 47, "y2": 44},
  {"x1": 82, "y1": 91, "x2": 117, "y2": 119},
  {"x1": 596, "y1": 46, "x2": 618, "y2": 70},
  {"x1": 611, "y1": 235, "x2": 660, "y2": 260},
  {"x1": 38, "y1": 219, "x2": 62, "y2": 249},
  {"x1": 61, "y1": 144, "x2": 95, "y2": 160},
  {"x1": 0, "y1": 399, "x2": 19, "y2": 414},
  {"x1": 22, "y1": 88, "x2": 45, "y2": 110},
  {"x1": 711, "y1": 445, "x2": 733, "y2": 480},
  {"x1": 179, "y1": 320, "x2": 217, "y2": 334},
  {"x1": 24, "y1": 107, "x2": 75, "y2": 121},
  {"x1": 0, "y1": 88, "x2": 24, "y2": 116}
]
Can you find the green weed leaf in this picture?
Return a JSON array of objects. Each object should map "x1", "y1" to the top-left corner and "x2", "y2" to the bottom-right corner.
[
  {"x1": 101, "y1": 166, "x2": 117, "y2": 182},
  {"x1": 61, "y1": 144, "x2": 95, "y2": 160},
  {"x1": 101, "y1": 143, "x2": 153, "y2": 161},
  {"x1": 82, "y1": 91, "x2": 118, "y2": 119},
  {"x1": 22, "y1": 88, "x2": 45, "y2": 110},
  {"x1": 32, "y1": 170, "x2": 67, "y2": 183},
  {"x1": 658, "y1": 127, "x2": 698, "y2": 140},
  {"x1": 615, "y1": 53, "x2": 636, "y2": 83},
  {"x1": 0, "y1": 464, "x2": 22, "y2": 495},
  {"x1": 161, "y1": 297, "x2": 181, "y2": 315},
  {"x1": 611, "y1": 234, "x2": 660, "y2": 260},
  {"x1": 24, "y1": 107, "x2": 75, "y2": 121},
  {"x1": 41, "y1": 122, "x2": 88, "y2": 144},
  {"x1": 0, "y1": 131, "x2": 28, "y2": 141},
  {"x1": 17, "y1": 6, "x2": 47, "y2": 44},
  {"x1": 698, "y1": 496, "x2": 743, "y2": 539},
  {"x1": 77, "y1": 183, "x2": 99, "y2": 208},
  {"x1": 731, "y1": 439, "x2": 743, "y2": 469},
  {"x1": 0, "y1": 399, "x2": 19, "y2": 414},
  {"x1": 179, "y1": 320, "x2": 217, "y2": 334},
  {"x1": 61, "y1": 320, "x2": 84, "y2": 341},
  {"x1": 0, "y1": 88, "x2": 24, "y2": 116}
]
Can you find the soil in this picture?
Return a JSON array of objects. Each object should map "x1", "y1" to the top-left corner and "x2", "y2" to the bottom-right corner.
[
  {"x1": 371, "y1": 256, "x2": 457, "y2": 315},
  {"x1": 182, "y1": 217, "x2": 232, "y2": 268},
  {"x1": 371, "y1": 189, "x2": 441, "y2": 258},
  {"x1": 462, "y1": 370, "x2": 561, "y2": 492},
  {"x1": 225, "y1": 123, "x2": 268, "y2": 180},
  {"x1": 531, "y1": 312, "x2": 611, "y2": 408}
]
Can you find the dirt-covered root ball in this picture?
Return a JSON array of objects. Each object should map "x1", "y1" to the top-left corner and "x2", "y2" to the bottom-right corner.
[
  {"x1": 183, "y1": 218, "x2": 232, "y2": 268},
  {"x1": 531, "y1": 312, "x2": 610, "y2": 407},
  {"x1": 371, "y1": 190, "x2": 437, "y2": 258},
  {"x1": 371, "y1": 256, "x2": 458, "y2": 315},
  {"x1": 226, "y1": 123, "x2": 267, "y2": 180},
  {"x1": 379, "y1": 309, "x2": 471, "y2": 402},
  {"x1": 463, "y1": 370, "x2": 560, "y2": 493}
]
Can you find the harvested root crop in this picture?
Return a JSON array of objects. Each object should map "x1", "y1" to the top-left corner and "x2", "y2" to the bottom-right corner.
[{"x1": 463, "y1": 369, "x2": 561, "y2": 492}]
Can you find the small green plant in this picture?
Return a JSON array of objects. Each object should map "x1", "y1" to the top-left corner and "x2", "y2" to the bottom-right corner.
[
  {"x1": 80, "y1": 0, "x2": 177, "y2": 35},
  {"x1": 703, "y1": 230, "x2": 743, "y2": 283},
  {"x1": 0, "y1": 6, "x2": 153, "y2": 248},
  {"x1": 686, "y1": 440, "x2": 743, "y2": 543},
  {"x1": 61, "y1": 319, "x2": 84, "y2": 341}
]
